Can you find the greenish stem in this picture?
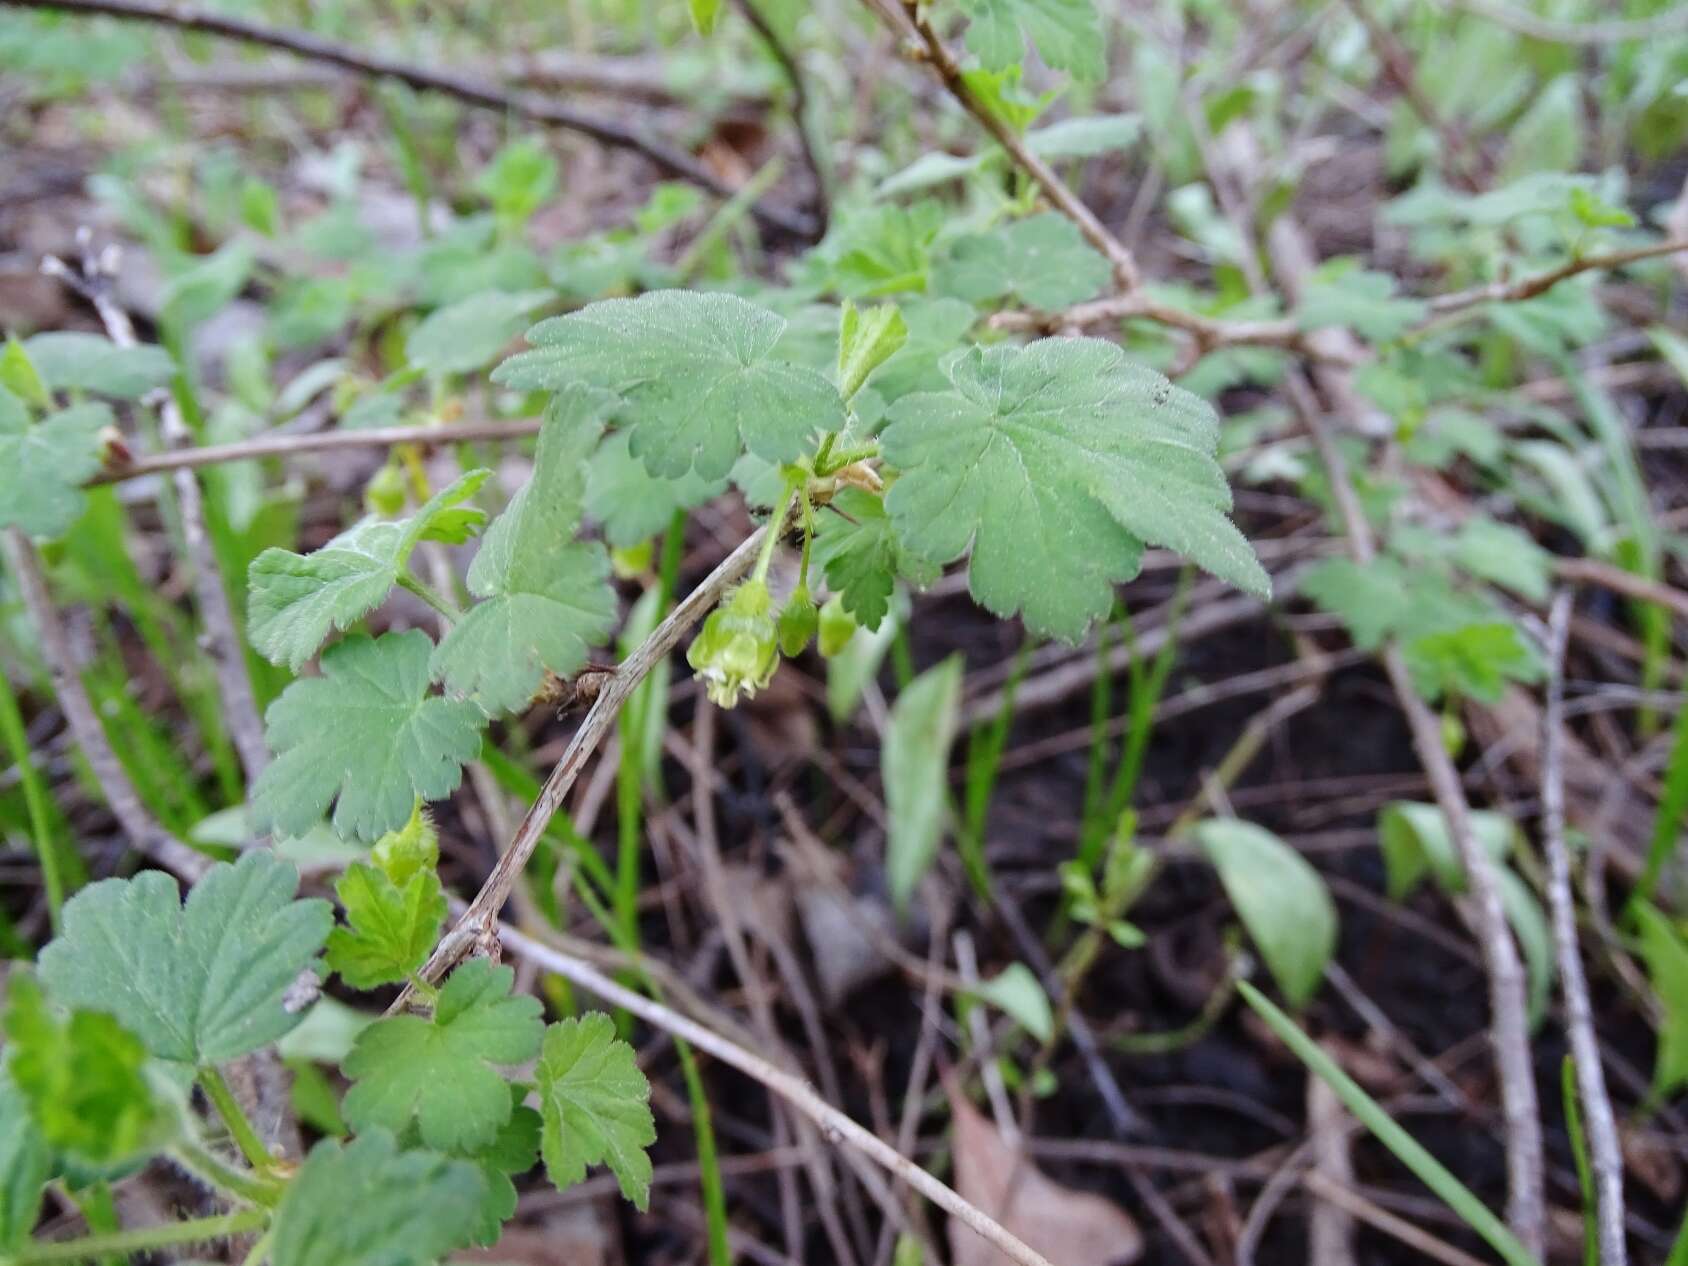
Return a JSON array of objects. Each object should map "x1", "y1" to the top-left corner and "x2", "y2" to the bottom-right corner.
[
  {"x1": 396, "y1": 571, "x2": 461, "y2": 623},
  {"x1": 752, "y1": 484, "x2": 799, "y2": 584},
  {"x1": 238, "y1": 1228, "x2": 276, "y2": 1266},
  {"x1": 11, "y1": 1209, "x2": 268, "y2": 1263},
  {"x1": 0, "y1": 665, "x2": 67, "y2": 930},
  {"x1": 170, "y1": 1140, "x2": 283, "y2": 1208},
  {"x1": 815, "y1": 442, "x2": 878, "y2": 475},
  {"x1": 197, "y1": 1065, "x2": 277, "y2": 1175}
]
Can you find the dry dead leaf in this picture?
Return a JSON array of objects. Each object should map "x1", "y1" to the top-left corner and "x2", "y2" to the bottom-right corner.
[{"x1": 946, "y1": 1090, "x2": 1142, "y2": 1266}]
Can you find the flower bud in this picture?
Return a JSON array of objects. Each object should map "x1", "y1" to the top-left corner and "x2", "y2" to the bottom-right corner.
[
  {"x1": 687, "y1": 579, "x2": 779, "y2": 707},
  {"x1": 364, "y1": 462, "x2": 407, "y2": 517},
  {"x1": 818, "y1": 593, "x2": 857, "y2": 657},
  {"x1": 777, "y1": 583, "x2": 818, "y2": 656}
]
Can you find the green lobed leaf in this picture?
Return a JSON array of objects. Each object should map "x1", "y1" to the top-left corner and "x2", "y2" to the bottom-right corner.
[
  {"x1": 1403, "y1": 622, "x2": 1543, "y2": 703},
  {"x1": 493, "y1": 290, "x2": 845, "y2": 481},
  {"x1": 342, "y1": 959, "x2": 543, "y2": 1153},
  {"x1": 406, "y1": 289, "x2": 550, "y2": 376},
  {"x1": 1448, "y1": 519, "x2": 1551, "y2": 604},
  {"x1": 1295, "y1": 262, "x2": 1428, "y2": 342},
  {"x1": 0, "y1": 1069, "x2": 50, "y2": 1254},
  {"x1": 3, "y1": 973, "x2": 170, "y2": 1166},
  {"x1": 22, "y1": 332, "x2": 174, "y2": 399},
  {"x1": 1196, "y1": 819, "x2": 1337, "y2": 1007},
  {"x1": 956, "y1": 0, "x2": 1104, "y2": 81},
  {"x1": 432, "y1": 390, "x2": 619, "y2": 713},
  {"x1": 161, "y1": 240, "x2": 256, "y2": 331},
  {"x1": 247, "y1": 469, "x2": 491, "y2": 671},
  {"x1": 587, "y1": 428, "x2": 728, "y2": 548},
  {"x1": 325, "y1": 862, "x2": 446, "y2": 990},
  {"x1": 457, "y1": 1087, "x2": 542, "y2": 1245},
  {"x1": 271, "y1": 1130, "x2": 489, "y2": 1266},
  {"x1": 0, "y1": 388, "x2": 109, "y2": 539},
  {"x1": 37, "y1": 852, "x2": 332, "y2": 1066},
  {"x1": 881, "y1": 339, "x2": 1267, "y2": 639},
  {"x1": 812, "y1": 487, "x2": 939, "y2": 630},
  {"x1": 934, "y1": 213, "x2": 1111, "y2": 310},
  {"x1": 252, "y1": 630, "x2": 486, "y2": 842},
  {"x1": 536, "y1": 1012, "x2": 656, "y2": 1210},
  {"x1": 884, "y1": 655, "x2": 964, "y2": 909},
  {"x1": 825, "y1": 202, "x2": 946, "y2": 298}
]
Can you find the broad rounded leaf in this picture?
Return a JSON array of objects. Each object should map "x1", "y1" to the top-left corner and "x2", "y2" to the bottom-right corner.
[
  {"x1": 37, "y1": 853, "x2": 331, "y2": 1065},
  {"x1": 1196, "y1": 819, "x2": 1336, "y2": 1008},
  {"x1": 406, "y1": 289, "x2": 549, "y2": 376},
  {"x1": 935, "y1": 214, "x2": 1110, "y2": 310},
  {"x1": 272, "y1": 1130, "x2": 488, "y2": 1266},
  {"x1": 881, "y1": 339, "x2": 1267, "y2": 640},
  {"x1": 248, "y1": 469, "x2": 490, "y2": 671},
  {"x1": 22, "y1": 332, "x2": 174, "y2": 399},
  {"x1": 537, "y1": 1012, "x2": 655, "y2": 1210},
  {"x1": 252, "y1": 630, "x2": 485, "y2": 841},
  {"x1": 0, "y1": 389, "x2": 109, "y2": 539},
  {"x1": 342, "y1": 959, "x2": 543, "y2": 1153},
  {"x1": 492, "y1": 290, "x2": 845, "y2": 480},
  {"x1": 587, "y1": 429, "x2": 727, "y2": 547},
  {"x1": 955, "y1": 0, "x2": 1104, "y2": 81}
]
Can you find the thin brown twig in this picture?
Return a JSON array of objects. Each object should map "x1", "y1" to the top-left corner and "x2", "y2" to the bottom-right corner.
[
  {"x1": 1424, "y1": 238, "x2": 1688, "y2": 313},
  {"x1": 0, "y1": 0, "x2": 817, "y2": 239},
  {"x1": 730, "y1": 0, "x2": 829, "y2": 236},
  {"x1": 45, "y1": 241, "x2": 269, "y2": 783},
  {"x1": 1438, "y1": 0, "x2": 1688, "y2": 44},
  {"x1": 1541, "y1": 591, "x2": 1628, "y2": 1266},
  {"x1": 990, "y1": 238, "x2": 1688, "y2": 350},
  {"x1": 400, "y1": 528, "x2": 769, "y2": 1004},
  {"x1": 1338, "y1": 0, "x2": 1485, "y2": 190},
  {"x1": 2, "y1": 528, "x2": 210, "y2": 881},
  {"x1": 1293, "y1": 375, "x2": 1546, "y2": 1256},
  {"x1": 496, "y1": 919, "x2": 1059, "y2": 1266},
  {"x1": 87, "y1": 418, "x2": 545, "y2": 486},
  {"x1": 877, "y1": 0, "x2": 1139, "y2": 289}
]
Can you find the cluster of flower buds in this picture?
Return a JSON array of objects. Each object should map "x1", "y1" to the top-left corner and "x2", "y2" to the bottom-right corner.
[{"x1": 687, "y1": 579, "x2": 862, "y2": 707}]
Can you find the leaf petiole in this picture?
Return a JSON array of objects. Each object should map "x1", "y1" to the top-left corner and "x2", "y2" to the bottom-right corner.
[
  {"x1": 171, "y1": 1139, "x2": 285, "y2": 1208},
  {"x1": 9, "y1": 1209, "x2": 269, "y2": 1263},
  {"x1": 396, "y1": 571, "x2": 461, "y2": 623},
  {"x1": 197, "y1": 1064, "x2": 278, "y2": 1175}
]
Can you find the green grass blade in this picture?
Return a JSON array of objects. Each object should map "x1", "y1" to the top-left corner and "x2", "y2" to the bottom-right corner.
[
  {"x1": 1237, "y1": 979, "x2": 1541, "y2": 1266},
  {"x1": 1633, "y1": 692, "x2": 1688, "y2": 911},
  {"x1": 0, "y1": 665, "x2": 73, "y2": 931},
  {"x1": 1560, "y1": 1056, "x2": 1597, "y2": 1266}
]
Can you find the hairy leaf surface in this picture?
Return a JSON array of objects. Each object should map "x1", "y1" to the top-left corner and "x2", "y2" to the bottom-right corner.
[
  {"x1": 342, "y1": 959, "x2": 543, "y2": 1153},
  {"x1": 272, "y1": 1130, "x2": 488, "y2": 1266},
  {"x1": 432, "y1": 391, "x2": 618, "y2": 713},
  {"x1": 248, "y1": 469, "x2": 490, "y2": 670},
  {"x1": 955, "y1": 0, "x2": 1104, "y2": 81},
  {"x1": 537, "y1": 1012, "x2": 655, "y2": 1209},
  {"x1": 493, "y1": 290, "x2": 844, "y2": 480},
  {"x1": 0, "y1": 388, "x2": 109, "y2": 538},
  {"x1": 881, "y1": 339, "x2": 1267, "y2": 639},
  {"x1": 935, "y1": 214, "x2": 1110, "y2": 310},
  {"x1": 813, "y1": 488, "x2": 938, "y2": 630},
  {"x1": 253, "y1": 631, "x2": 485, "y2": 841},
  {"x1": 37, "y1": 853, "x2": 331, "y2": 1065},
  {"x1": 325, "y1": 862, "x2": 446, "y2": 989}
]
